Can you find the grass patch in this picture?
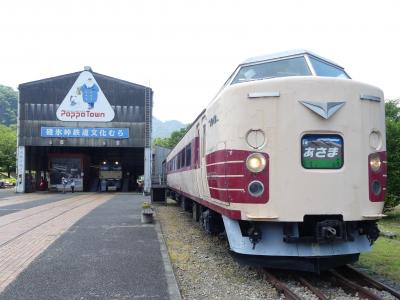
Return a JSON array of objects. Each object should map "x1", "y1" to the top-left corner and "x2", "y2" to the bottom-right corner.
[
  {"x1": 358, "y1": 238, "x2": 400, "y2": 282},
  {"x1": 358, "y1": 208, "x2": 400, "y2": 282},
  {"x1": 378, "y1": 207, "x2": 400, "y2": 240}
]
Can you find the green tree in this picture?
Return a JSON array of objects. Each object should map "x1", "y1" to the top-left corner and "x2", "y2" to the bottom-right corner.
[
  {"x1": 153, "y1": 126, "x2": 190, "y2": 148},
  {"x1": 385, "y1": 100, "x2": 400, "y2": 210},
  {"x1": 0, "y1": 85, "x2": 18, "y2": 126},
  {"x1": 0, "y1": 124, "x2": 17, "y2": 177}
]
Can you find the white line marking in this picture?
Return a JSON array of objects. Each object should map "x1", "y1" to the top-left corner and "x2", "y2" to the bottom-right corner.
[
  {"x1": 207, "y1": 175, "x2": 244, "y2": 178},
  {"x1": 209, "y1": 187, "x2": 245, "y2": 192},
  {"x1": 206, "y1": 160, "x2": 244, "y2": 167}
]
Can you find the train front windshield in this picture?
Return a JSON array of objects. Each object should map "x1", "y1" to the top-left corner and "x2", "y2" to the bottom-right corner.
[
  {"x1": 232, "y1": 56, "x2": 311, "y2": 84},
  {"x1": 231, "y1": 55, "x2": 349, "y2": 84}
]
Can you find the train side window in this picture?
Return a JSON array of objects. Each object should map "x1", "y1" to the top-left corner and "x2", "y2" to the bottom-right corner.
[
  {"x1": 309, "y1": 56, "x2": 349, "y2": 78},
  {"x1": 181, "y1": 149, "x2": 186, "y2": 169},
  {"x1": 186, "y1": 144, "x2": 191, "y2": 167}
]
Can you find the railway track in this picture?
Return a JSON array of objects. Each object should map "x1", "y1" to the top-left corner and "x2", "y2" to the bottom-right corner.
[
  {"x1": 0, "y1": 194, "x2": 101, "y2": 248},
  {"x1": 0, "y1": 194, "x2": 92, "y2": 231},
  {"x1": 265, "y1": 265, "x2": 400, "y2": 300}
]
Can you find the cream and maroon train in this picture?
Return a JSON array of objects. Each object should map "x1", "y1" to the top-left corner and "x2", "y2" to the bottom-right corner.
[{"x1": 165, "y1": 50, "x2": 386, "y2": 272}]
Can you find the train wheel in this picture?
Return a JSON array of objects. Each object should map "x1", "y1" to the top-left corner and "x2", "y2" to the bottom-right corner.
[
  {"x1": 192, "y1": 202, "x2": 200, "y2": 222},
  {"x1": 175, "y1": 194, "x2": 181, "y2": 205},
  {"x1": 200, "y1": 209, "x2": 224, "y2": 234},
  {"x1": 181, "y1": 197, "x2": 192, "y2": 212}
]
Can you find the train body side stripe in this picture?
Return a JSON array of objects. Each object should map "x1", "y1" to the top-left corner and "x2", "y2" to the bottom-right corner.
[{"x1": 168, "y1": 186, "x2": 242, "y2": 220}]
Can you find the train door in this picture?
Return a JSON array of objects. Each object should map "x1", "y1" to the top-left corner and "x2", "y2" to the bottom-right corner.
[
  {"x1": 198, "y1": 118, "x2": 210, "y2": 200},
  {"x1": 195, "y1": 126, "x2": 202, "y2": 198}
]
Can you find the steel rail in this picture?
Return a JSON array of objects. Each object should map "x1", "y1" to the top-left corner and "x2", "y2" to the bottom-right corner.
[
  {"x1": 329, "y1": 270, "x2": 384, "y2": 300},
  {"x1": 340, "y1": 265, "x2": 400, "y2": 299},
  {"x1": 264, "y1": 270, "x2": 302, "y2": 300},
  {"x1": 297, "y1": 275, "x2": 328, "y2": 300}
]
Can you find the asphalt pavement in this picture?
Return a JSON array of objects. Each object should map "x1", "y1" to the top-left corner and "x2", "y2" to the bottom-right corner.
[{"x1": 0, "y1": 193, "x2": 179, "y2": 300}]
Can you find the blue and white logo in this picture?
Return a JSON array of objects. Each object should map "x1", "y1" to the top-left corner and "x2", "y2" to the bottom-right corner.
[{"x1": 56, "y1": 71, "x2": 115, "y2": 122}]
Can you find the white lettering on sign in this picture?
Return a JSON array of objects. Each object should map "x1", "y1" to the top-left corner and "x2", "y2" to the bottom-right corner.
[{"x1": 303, "y1": 147, "x2": 340, "y2": 159}]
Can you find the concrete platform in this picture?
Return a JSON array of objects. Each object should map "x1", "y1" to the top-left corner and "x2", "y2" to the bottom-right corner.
[{"x1": 0, "y1": 193, "x2": 181, "y2": 300}]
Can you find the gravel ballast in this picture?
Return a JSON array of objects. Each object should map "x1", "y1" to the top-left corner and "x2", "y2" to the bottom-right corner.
[
  {"x1": 155, "y1": 200, "x2": 398, "y2": 300},
  {"x1": 156, "y1": 201, "x2": 280, "y2": 299}
]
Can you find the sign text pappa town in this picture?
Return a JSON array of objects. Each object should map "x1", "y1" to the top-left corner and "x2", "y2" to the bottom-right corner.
[{"x1": 60, "y1": 110, "x2": 106, "y2": 119}]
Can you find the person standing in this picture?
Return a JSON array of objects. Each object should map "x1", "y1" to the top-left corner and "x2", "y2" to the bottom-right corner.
[
  {"x1": 62, "y1": 177, "x2": 67, "y2": 194},
  {"x1": 70, "y1": 179, "x2": 75, "y2": 193}
]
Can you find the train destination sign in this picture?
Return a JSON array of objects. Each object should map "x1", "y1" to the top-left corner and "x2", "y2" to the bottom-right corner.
[
  {"x1": 56, "y1": 71, "x2": 115, "y2": 122},
  {"x1": 301, "y1": 134, "x2": 343, "y2": 169},
  {"x1": 40, "y1": 127, "x2": 129, "y2": 139}
]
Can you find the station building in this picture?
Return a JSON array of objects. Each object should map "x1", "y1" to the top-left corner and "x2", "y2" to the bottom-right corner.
[{"x1": 16, "y1": 67, "x2": 152, "y2": 193}]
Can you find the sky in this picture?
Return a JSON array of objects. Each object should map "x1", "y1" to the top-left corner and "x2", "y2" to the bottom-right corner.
[{"x1": 0, "y1": 0, "x2": 399, "y2": 123}]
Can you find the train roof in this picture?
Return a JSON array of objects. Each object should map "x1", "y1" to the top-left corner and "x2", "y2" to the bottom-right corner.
[{"x1": 242, "y1": 49, "x2": 344, "y2": 69}]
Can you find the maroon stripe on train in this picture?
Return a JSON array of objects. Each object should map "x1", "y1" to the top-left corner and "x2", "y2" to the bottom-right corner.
[
  {"x1": 206, "y1": 162, "x2": 244, "y2": 176},
  {"x1": 208, "y1": 177, "x2": 246, "y2": 189},
  {"x1": 206, "y1": 149, "x2": 269, "y2": 204},
  {"x1": 206, "y1": 149, "x2": 248, "y2": 164},
  {"x1": 168, "y1": 186, "x2": 242, "y2": 220},
  {"x1": 209, "y1": 189, "x2": 228, "y2": 202},
  {"x1": 368, "y1": 151, "x2": 387, "y2": 202}
]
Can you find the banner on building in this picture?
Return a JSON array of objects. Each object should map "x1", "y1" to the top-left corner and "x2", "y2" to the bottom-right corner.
[{"x1": 40, "y1": 127, "x2": 129, "y2": 139}]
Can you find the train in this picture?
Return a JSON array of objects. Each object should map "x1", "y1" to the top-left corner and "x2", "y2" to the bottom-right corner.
[
  {"x1": 99, "y1": 161, "x2": 123, "y2": 191},
  {"x1": 165, "y1": 50, "x2": 386, "y2": 272}
]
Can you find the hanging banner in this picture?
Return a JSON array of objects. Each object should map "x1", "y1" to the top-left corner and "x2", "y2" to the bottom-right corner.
[
  {"x1": 40, "y1": 127, "x2": 129, "y2": 139},
  {"x1": 56, "y1": 71, "x2": 115, "y2": 122}
]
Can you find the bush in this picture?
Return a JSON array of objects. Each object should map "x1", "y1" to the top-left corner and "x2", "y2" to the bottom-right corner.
[{"x1": 385, "y1": 100, "x2": 400, "y2": 211}]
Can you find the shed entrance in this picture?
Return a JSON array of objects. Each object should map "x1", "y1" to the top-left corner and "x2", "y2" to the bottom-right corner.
[{"x1": 24, "y1": 146, "x2": 144, "y2": 192}]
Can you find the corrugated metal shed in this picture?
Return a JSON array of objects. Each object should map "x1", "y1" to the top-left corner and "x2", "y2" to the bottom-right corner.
[{"x1": 18, "y1": 69, "x2": 153, "y2": 148}]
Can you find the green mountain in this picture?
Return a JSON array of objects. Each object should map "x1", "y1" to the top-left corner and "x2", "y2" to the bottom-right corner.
[{"x1": 152, "y1": 117, "x2": 186, "y2": 138}]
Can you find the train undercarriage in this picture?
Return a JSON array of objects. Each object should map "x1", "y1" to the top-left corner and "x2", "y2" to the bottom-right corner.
[{"x1": 167, "y1": 189, "x2": 379, "y2": 273}]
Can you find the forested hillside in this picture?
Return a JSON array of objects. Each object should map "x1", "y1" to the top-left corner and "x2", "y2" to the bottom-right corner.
[{"x1": 0, "y1": 85, "x2": 18, "y2": 126}]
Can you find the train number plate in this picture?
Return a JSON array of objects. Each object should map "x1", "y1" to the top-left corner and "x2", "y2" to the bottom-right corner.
[{"x1": 301, "y1": 134, "x2": 343, "y2": 169}]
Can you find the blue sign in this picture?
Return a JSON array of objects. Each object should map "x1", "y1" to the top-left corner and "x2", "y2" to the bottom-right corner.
[{"x1": 40, "y1": 127, "x2": 129, "y2": 139}]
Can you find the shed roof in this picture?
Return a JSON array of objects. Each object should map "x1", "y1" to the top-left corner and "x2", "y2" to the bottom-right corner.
[{"x1": 19, "y1": 68, "x2": 149, "y2": 90}]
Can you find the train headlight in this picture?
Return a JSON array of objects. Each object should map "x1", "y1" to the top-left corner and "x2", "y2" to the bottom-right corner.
[
  {"x1": 248, "y1": 180, "x2": 264, "y2": 197},
  {"x1": 372, "y1": 180, "x2": 382, "y2": 195},
  {"x1": 369, "y1": 153, "x2": 382, "y2": 172},
  {"x1": 246, "y1": 153, "x2": 266, "y2": 173}
]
